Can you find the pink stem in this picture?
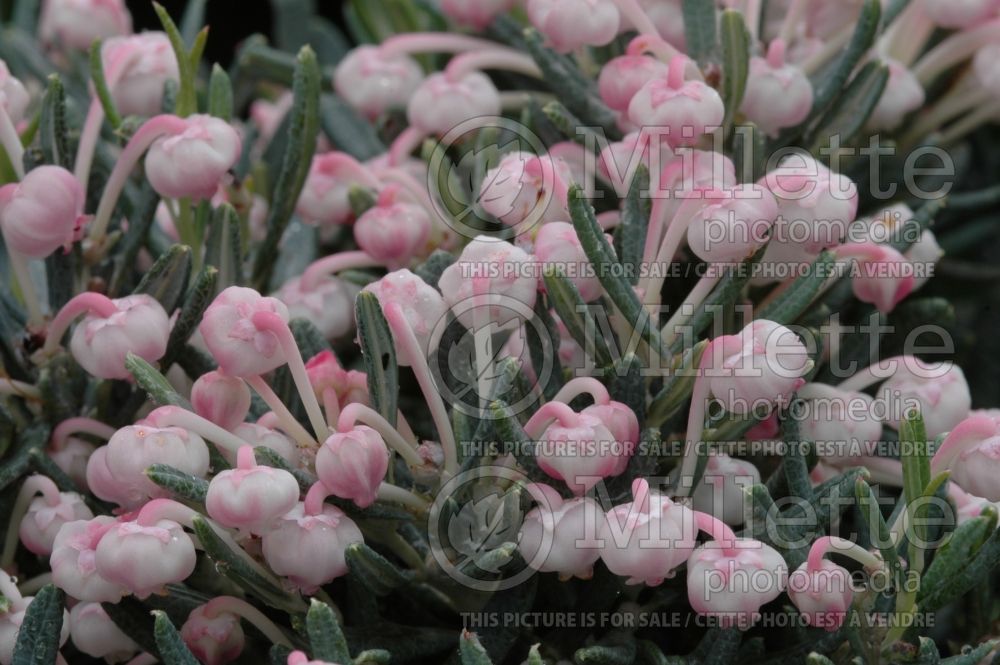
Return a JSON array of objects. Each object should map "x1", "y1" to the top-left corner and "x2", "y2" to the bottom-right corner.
[
  {"x1": 661, "y1": 269, "x2": 725, "y2": 342},
  {"x1": 136, "y1": 498, "x2": 196, "y2": 527},
  {"x1": 300, "y1": 250, "x2": 382, "y2": 291},
  {"x1": 303, "y1": 482, "x2": 329, "y2": 516},
  {"x1": 597, "y1": 210, "x2": 621, "y2": 229},
  {"x1": 836, "y1": 355, "x2": 916, "y2": 392},
  {"x1": 201, "y1": 596, "x2": 292, "y2": 646},
  {"x1": 524, "y1": 401, "x2": 582, "y2": 439},
  {"x1": 337, "y1": 402, "x2": 425, "y2": 467},
  {"x1": 913, "y1": 19, "x2": 1000, "y2": 85},
  {"x1": 0, "y1": 378, "x2": 40, "y2": 401},
  {"x1": 42, "y1": 292, "x2": 119, "y2": 355},
  {"x1": 766, "y1": 39, "x2": 786, "y2": 69},
  {"x1": 236, "y1": 445, "x2": 256, "y2": 470},
  {"x1": 444, "y1": 49, "x2": 542, "y2": 82},
  {"x1": 251, "y1": 311, "x2": 329, "y2": 441},
  {"x1": 73, "y1": 99, "x2": 105, "y2": 189},
  {"x1": 245, "y1": 375, "x2": 317, "y2": 449},
  {"x1": 379, "y1": 33, "x2": 506, "y2": 58},
  {"x1": 143, "y1": 406, "x2": 250, "y2": 456},
  {"x1": 930, "y1": 414, "x2": 998, "y2": 474},
  {"x1": 383, "y1": 301, "x2": 458, "y2": 475},
  {"x1": 693, "y1": 510, "x2": 738, "y2": 555},
  {"x1": 325, "y1": 152, "x2": 381, "y2": 189},
  {"x1": 807, "y1": 535, "x2": 883, "y2": 572},
  {"x1": 87, "y1": 114, "x2": 189, "y2": 246},
  {"x1": 389, "y1": 126, "x2": 428, "y2": 166},
  {"x1": 51, "y1": 417, "x2": 116, "y2": 450},
  {"x1": 322, "y1": 388, "x2": 340, "y2": 430},
  {"x1": 642, "y1": 196, "x2": 669, "y2": 265},
  {"x1": 609, "y1": 0, "x2": 662, "y2": 38},
  {"x1": 550, "y1": 377, "x2": 611, "y2": 406},
  {"x1": 639, "y1": 195, "x2": 711, "y2": 310},
  {"x1": 674, "y1": 338, "x2": 719, "y2": 497},
  {"x1": 667, "y1": 54, "x2": 687, "y2": 90},
  {"x1": 625, "y1": 34, "x2": 682, "y2": 64}
]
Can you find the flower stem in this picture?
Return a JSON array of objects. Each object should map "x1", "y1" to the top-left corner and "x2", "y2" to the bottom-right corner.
[
  {"x1": 73, "y1": 100, "x2": 105, "y2": 189},
  {"x1": 807, "y1": 535, "x2": 884, "y2": 572},
  {"x1": 674, "y1": 340, "x2": 718, "y2": 497},
  {"x1": 4, "y1": 246, "x2": 44, "y2": 329},
  {"x1": 51, "y1": 417, "x2": 116, "y2": 450},
  {"x1": 86, "y1": 114, "x2": 188, "y2": 250},
  {"x1": 383, "y1": 302, "x2": 459, "y2": 476},
  {"x1": 379, "y1": 33, "x2": 506, "y2": 58},
  {"x1": 337, "y1": 402, "x2": 425, "y2": 468},
  {"x1": 0, "y1": 106, "x2": 24, "y2": 179},
  {"x1": 145, "y1": 407, "x2": 251, "y2": 456},
  {"x1": 835, "y1": 355, "x2": 915, "y2": 392},
  {"x1": 245, "y1": 375, "x2": 318, "y2": 450},
  {"x1": 444, "y1": 49, "x2": 542, "y2": 81},
  {"x1": 524, "y1": 401, "x2": 581, "y2": 439},
  {"x1": 550, "y1": 377, "x2": 611, "y2": 406},
  {"x1": 41, "y1": 291, "x2": 119, "y2": 356},
  {"x1": 693, "y1": 510, "x2": 738, "y2": 555},
  {"x1": 0, "y1": 377, "x2": 40, "y2": 401},
  {"x1": 251, "y1": 311, "x2": 330, "y2": 442},
  {"x1": 1, "y1": 475, "x2": 63, "y2": 568},
  {"x1": 202, "y1": 596, "x2": 292, "y2": 647},
  {"x1": 300, "y1": 250, "x2": 381, "y2": 291},
  {"x1": 389, "y1": 126, "x2": 428, "y2": 167},
  {"x1": 661, "y1": 269, "x2": 725, "y2": 342},
  {"x1": 912, "y1": 19, "x2": 1000, "y2": 85},
  {"x1": 377, "y1": 482, "x2": 430, "y2": 511},
  {"x1": 609, "y1": 0, "x2": 662, "y2": 39},
  {"x1": 639, "y1": 195, "x2": 710, "y2": 313}
]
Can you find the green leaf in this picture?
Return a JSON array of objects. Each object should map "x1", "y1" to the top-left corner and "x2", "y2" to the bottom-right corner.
[
  {"x1": 919, "y1": 514, "x2": 1000, "y2": 611},
  {"x1": 719, "y1": 10, "x2": 751, "y2": 133},
  {"x1": 252, "y1": 46, "x2": 322, "y2": 290},
  {"x1": 568, "y1": 186, "x2": 668, "y2": 361},
  {"x1": 489, "y1": 400, "x2": 546, "y2": 481},
  {"x1": 618, "y1": 165, "x2": 650, "y2": 286},
  {"x1": 891, "y1": 197, "x2": 946, "y2": 254},
  {"x1": 667, "y1": 259, "x2": 757, "y2": 354},
  {"x1": 345, "y1": 542, "x2": 413, "y2": 596},
  {"x1": 543, "y1": 270, "x2": 613, "y2": 368},
  {"x1": 755, "y1": 251, "x2": 835, "y2": 325},
  {"x1": 191, "y1": 516, "x2": 307, "y2": 612},
  {"x1": 152, "y1": 611, "x2": 199, "y2": 665},
  {"x1": 37, "y1": 353, "x2": 87, "y2": 424},
  {"x1": 780, "y1": 400, "x2": 814, "y2": 501},
  {"x1": 307, "y1": 598, "x2": 352, "y2": 664},
  {"x1": 355, "y1": 292, "x2": 399, "y2": 427},
  {"x1": 647, "y1": 340, "x2": 707, "y2": 427},
  {"x1": 208, "y1": 64, "x2": 234, "y2": 121},
  {"x1": 527, "y1": 645, "x2": 545, "y2": 665},
  {"x1": 134, "y1": 244, "x2": 193, "y2": 313},
  {"x1": 145, "y1": 463, "x2": 209, "y2": 503},
  {"x1": 703, "y1": 628, "x2": 741, "y2": 665},
  {"x1": 732, "y1": 122, "x2": 766, "y2": 182},
  {"x1": 152, "y1": 2, "x2": 199, "y2": 117},
  {"x1": 162, "y1": 267, "x2": 218, "y2": 368},
  {"x1": 683, "y1": 0, "x2": 719, "y2": 67},
  {"x1": 11, "y1": 585, "x2": 64, "y2": 665},
  {"x1": 856, "y1": 478, "x2": 903, "y2": 587},
  {"x1": 527, "y1": 295, "x2": 564, "y2": 401},
  {"x1": 522, "y1": 29, "x2": 619, "y2": 136},
  {"x1": 271, "y1": 0, "x2": 316, "y2": 51},
  {"x1": 88, "y1": 41, "x2": 123, "y2": 130},
  {"x1": 38, "y1": 74, "x2": 71, "y2": 169},
  {"x1": 349, "y1": 185, "x2": 378, "y2": 218},
  {"x1": 125, "y1": 353, "x2": 190, "y2": 408},
  {"x1": 354, "y1": 650, "x2": 392, "y2": 665},
  {"x1": 940, "y1": 640, "x2": 999, "y2": 664},
  {"x1": 900, "y1": 409, "x2": 931, "y2": 540},
  {"x1": 809, "y1": 61, "x2": 890, "y2": 156},
  {"x1": 541, "y1": 101, "x2": 606, "y2": 148},
  {"x1": 809, "y1": 0, "x2": 881, "y2": 116},
  {"x1": 460, "y1": 630, "x2": 495, "y2": 665},
  {"x1": 204, "y1": 203, "x2": 244, "y2": 287}
]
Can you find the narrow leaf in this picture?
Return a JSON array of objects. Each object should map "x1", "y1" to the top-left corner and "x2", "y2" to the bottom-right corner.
[
  {"x1": 682, "y1": 0, "x2": 719, "y2": 66},
  {"x1": 11, "y1": 585, "x2": 64, "y2": 665},
  {"x1": 306, "y1": 598, "x2": 352, "y2": 664},
  {"x1": 355, "y1": 292, "x2": 399, "y2": 426},
  {"x1": 152, "y1": 611, "x2": 199, "y2": 665},
  {"x1": 126, "y1": 353, "x2": 190, "y2": 408}
]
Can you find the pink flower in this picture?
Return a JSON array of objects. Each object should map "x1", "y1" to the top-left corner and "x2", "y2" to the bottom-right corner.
[
  {"x1": 686, "y1": 538, "x2": 787, "y2": 629},
  {"x1": 231, "y1": 423, "x2": 298, "y2": 467},
  {"x1": 69, "y1": 294, "x2": 170, "y2": 379},
  {"x1": 878, "y1": 360, "x2": 970, "y2": 439},
  {"x1": 740, "y1": 41, "x2": 813, "y2": 137},
  {"x1": 599, "y1": 55, "x2": 669, "y2": 113},
  {"x1": 441, "y1": 0, "x2": 515, "y2": 28},
  {"x1": 798, "y1": 383, "x2": 884, "y2": 467},
  {"x1": 949, "y1": 483, "x2": 998, "y2": 524},
  {"x1": 838, "y1": 242, "x2": 916, "y2": 314},
  {"x1": 628, "y1": 58, "x2": 724, "y2": 148},
  {"x1": 690, "y1": 454, "x2": 760, "y2": 526},
  {"x1": 478, "y1": 152, "x2": 571, "y2": 230},
  {"x1": 261, "y1": 494, "x2": 364, "y2": 592},
  {"x1": 19, "y1": 488, "x2": 92, "y2": 556},
  {"x1": 145, "y1": 114, "x2": 242, "y2": 200},
  {"x1": 599, "y1": 479, "x2": 697, "y2": 585},
  {"x1": 759, "y1": 154, "x2": 858, "y2": 253},
  {"x1": 69, "y1": 602, "x2": 139, "y2": 661},
  {"x1": 535, "y1": 221, "x2": 603, "y2": 302},
  {"x1": 686, "y1": 185, "x2": 779, "y2": 264},
  {"x1": 206, "y1": 447, "x2": 301, "y2": 535},
  {"x1": 439, "y1": 236, "x2": 539, "y2": 329},
  {"x1": 361, "y1": 270, "x2": 447, "y2": 366},
  {"x1": 316, "y1": 426, "x2": 389, "y2": 508},
  {"x1": 191, "y1": 371, "x2": 251, "y2": 431},
  {"x1": 787, "y1": 559, "x2": 853, "y2": 631},
  {"x1": 518, "y1": 484, "x2": 602, "y2": 579},
  {"x1": 101, "y1": 32, "x2": 179, "y2": 117},
  {"x1": 708, "y1": 320, "x2": 811, "y2": 414},
  {"x1": 181, "y1": 605, "x2": 245, "y2": 665},
  {"x1": 50, "y1": 437, "x2": 95, "y2": 490},
  {"x1": 91, "y1": 424, "x2": 210, "y2": 508},
  {"x1": 334, "y1": 46, "x2": 424, "y2": 120},
  {"x1": 0, "y1": 165, "x2": 86, "y2": 258},
  {"x1": 407, "y1": 72, "x2": 501, "y2": 135},
  {"x1": 934, "y1": 414, "x2": 1000, "y2": 501},
  {"x1": 84, "y1": 446, "x2": 137, "y2": 508},
  {"x1": 581, "y1": 401, "x2": 640, "y2": 475},
  {"x1": 354, "y1": 200, "x2": 432, "y2": 268},
  {"x1": 533, "y1": 406, "x2": 621, "y2": 495},
  {"x1": 277, "y1": 275, "x2": 360, "y2": 341},
  {"x1": 199, "y1": 286, "x2": 291, "y2": 377},
  {"x1": 50, "y1": 516, "x2": 128, "y2": 602},
  {"x1": 296, "y1": 152, "x2": 372, "y2": 227},
  {"x1": 868, "y1": 60, "x2": 924, "y2": 131},
  {"x1": 0, "y1": 60, "x2": 29, "y2": 124},
  {"x1": 526, "y1": 0, "x2": 620, "y2": 53},
  {"x1": 95, "y1": 516, "x2": 197, "y2": 598},
  {"x1": 39, "y1": 0, "x2": 131, "y2": 51}
]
